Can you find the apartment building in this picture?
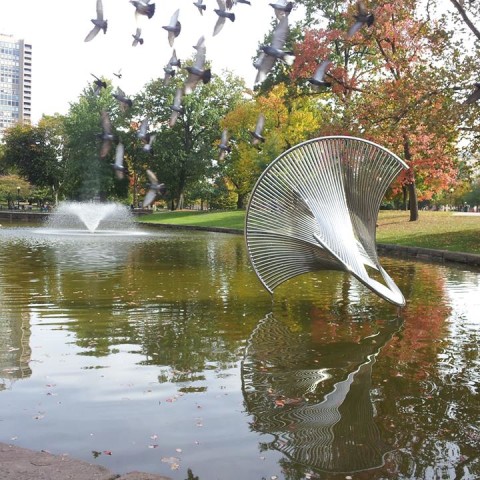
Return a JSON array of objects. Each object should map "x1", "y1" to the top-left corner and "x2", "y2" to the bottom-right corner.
[{"x1": 0, "y1": 33, "x2": 32, "y2": 139}]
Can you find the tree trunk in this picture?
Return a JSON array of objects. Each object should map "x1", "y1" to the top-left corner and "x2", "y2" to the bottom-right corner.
[
  {"x1": 402, "y1": 185, "x2": 407, "y2": 211},
  {"x1": 236, "y1": 192, "x2": 246, "y2": 209},
  {"x1": 408, "y1": 181, "x2": 419, "y2": 221},
  {"x1": 402, "y1": 134, "x2": 419, "y2": 222}
]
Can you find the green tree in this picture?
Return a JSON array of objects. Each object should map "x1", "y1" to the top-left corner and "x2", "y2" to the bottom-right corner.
[
  {"x1": 1, "y1": 119, "x2": 65, "y2": 203},
  {"x1": 133, "y1": 69, "x2": 246, "y2": 210},
  {"x1": 62, "y1": 80, "x2": 129, "y2": 201}
]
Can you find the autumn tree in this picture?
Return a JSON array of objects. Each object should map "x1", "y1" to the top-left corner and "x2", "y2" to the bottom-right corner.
[
  {"x1": 291, "y1": 0, "x2": 463, "y2": 220},
  {"x1": 221, "y1": 83, "x2": 326, "y2": 208}
]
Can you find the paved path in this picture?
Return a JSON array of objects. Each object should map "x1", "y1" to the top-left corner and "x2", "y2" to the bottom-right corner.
[{"x1": 0, "y1": 442, "x2": 172, "y2": 480}]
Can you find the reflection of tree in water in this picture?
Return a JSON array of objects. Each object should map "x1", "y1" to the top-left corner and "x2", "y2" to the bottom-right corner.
[{"x1": 241, "y1": 313, "x2": 402, "y2": 476}]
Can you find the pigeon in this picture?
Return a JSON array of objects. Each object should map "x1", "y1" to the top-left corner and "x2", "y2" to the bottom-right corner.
[
  {"x1": 142, "y1": 133, "x2": 156, "y2": 153},
  {"x1": 163, "y1": 9, "x2": 181, "y2": 47},
  {"x1": 169, "y1": 87, "x2": 184, "y2": 127},
  {"x1": 113, "y1": 87, "x2": 133, "y2": 111},
  {"x1": 99, "y1": 110, "x2": 115, "y2": 158},
  {"x1": 193, "y1": 0, "x2": 206, "y2": 14},
  {"x1": 143, "y1": 169, "x2": 166, "y2": 208},
  {"x1": 346, "y1": 1, "x2": 374, "y2": 39},
  {"x1": 184, "y1": 36, "x2": 211, "y2": 94},
  {"x1": 111, "y1": 142, "x2": 127, "y2": 179},
  {"x1": 308, "y1": 59, "x2": 332, "y2": 90},
  {"x1": 113, "y1": 69, "x2": 122, "y2": 79},
  {"x1": 249, "y1": 113, "x2": 265, "y2": 145},
  {"x1": 464, "y1": 83, "x2": 480, "y2": 105},
  {"x1": 137, "y1": 118, "x2": 149, "y2": 140},
  {"x1": 163, "y1": 50, "x2": 181, "y2": 85},
  {"x1": 85, "y1": 0, "x2": 107, "y2": 42},
  {"x1": 130, "y1": 0, "x2": 156, "y2": 19},
  {"x1": 91, "y1": 74, "x2": 107, "y2": 95},
  {"x1": 255, "y1": 16, "x2": 295, "y2": 84},
  {"x1": 132, "y1": 28, "x2": 144, "y2": 46},
  {"x1": 269, "y1": 1, "x2": 293, "y2": 19},
  {"x1": 213, "y1": 0, "x2": 235, "y2": 37},
  {"x1": 219, "y1": 128, "x2": 231, "y2": 160}
]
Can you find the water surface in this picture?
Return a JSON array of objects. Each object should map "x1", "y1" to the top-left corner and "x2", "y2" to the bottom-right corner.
[{"x1": 0, "y1": 224, "x2": 479, "y2": 479}]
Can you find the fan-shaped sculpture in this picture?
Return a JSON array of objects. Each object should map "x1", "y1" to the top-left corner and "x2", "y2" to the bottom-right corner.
[{"x1": 245, "y1": 136, "x2": 408, "y2": 307}]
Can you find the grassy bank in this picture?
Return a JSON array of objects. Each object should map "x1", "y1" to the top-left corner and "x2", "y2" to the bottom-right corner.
[{"x1": 140, "y1": 210, "x2": 480, "y2": 255}]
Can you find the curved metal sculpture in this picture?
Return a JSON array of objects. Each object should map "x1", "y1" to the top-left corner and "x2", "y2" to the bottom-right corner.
[{"x1": 245, "y1": 136, "x2": 408, "y2": 306}]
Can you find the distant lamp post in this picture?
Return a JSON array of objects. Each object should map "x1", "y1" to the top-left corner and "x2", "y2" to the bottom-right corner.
[{"x1": 16, "y1": 186, "x2": 20, "y2": 209}]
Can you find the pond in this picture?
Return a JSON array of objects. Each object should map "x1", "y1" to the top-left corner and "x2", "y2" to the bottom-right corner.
[{"x1": 0, "y1": 221, "x2": 479, "y2": 479}]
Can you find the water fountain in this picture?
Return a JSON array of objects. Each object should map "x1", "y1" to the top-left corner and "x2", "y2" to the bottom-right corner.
[{"x1": 40, "y1": 201, "x2": 144, "y2": 236}]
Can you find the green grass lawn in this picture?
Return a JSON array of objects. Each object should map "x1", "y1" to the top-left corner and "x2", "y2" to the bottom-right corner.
[{"x1": 139, "y1": 209, "x2": 480, "y2": 255}]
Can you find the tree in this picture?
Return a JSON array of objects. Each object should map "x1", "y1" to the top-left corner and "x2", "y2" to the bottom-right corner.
[
  {"x1": 62, "y1": 80, "x2": 128, "y2": 201},
  {"x1": 133, "y1": 69, "x2": 246, "y2": 210},
  {"x1": 1, "y1": 119, "x2": 65, "y2": 204},
  {"x1": 289, "y1": 0, "x2": 467, "y2": 220},
  {"x1": 221, "y1": 83, "x2": 328, "y2": 208}
]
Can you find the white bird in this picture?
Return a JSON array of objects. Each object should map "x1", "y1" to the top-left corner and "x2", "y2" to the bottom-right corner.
[
  {"x1": 162, "y1": 9, "x2": 181, "y2": 47},
  {"x1": 213, "y1": 0, "x2": 235, "y2": 37},
  {"x1": 84, "y1": 0, "x2": 107, "y2": 42},
  {"x1": 143, "y1": 170, "x2": 166, "y2": 208},
  {"x1": 111, "y1": 143, "x2": 127, "y2": 180},
  {"x1": 254, "y1": 16, "x2": 295, "y2": 84}
]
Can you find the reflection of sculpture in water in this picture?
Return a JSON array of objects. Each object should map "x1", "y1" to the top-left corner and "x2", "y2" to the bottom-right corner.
[{"x1": 241, "y1": 314, "x2": 402, "y2": 474}]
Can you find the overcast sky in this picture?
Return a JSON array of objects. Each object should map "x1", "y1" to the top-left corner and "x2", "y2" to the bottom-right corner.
[{"x1": 0, "y1": 0, "x2": 305, "y2": 123}]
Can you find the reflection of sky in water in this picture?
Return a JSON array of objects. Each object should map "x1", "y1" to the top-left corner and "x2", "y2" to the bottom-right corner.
[{"x1": 0, "y1": 226, "x2": 479, "y2": 479}]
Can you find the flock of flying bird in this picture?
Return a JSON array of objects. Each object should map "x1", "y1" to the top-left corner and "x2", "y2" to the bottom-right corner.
[{"x1": 84, "y1": 0, "x2": 480, "y2": 208}]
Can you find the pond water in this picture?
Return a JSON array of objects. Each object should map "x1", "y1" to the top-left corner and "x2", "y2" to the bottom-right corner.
[{"x1": 0, "y1": 222, "x2": 479, "y2": 480}]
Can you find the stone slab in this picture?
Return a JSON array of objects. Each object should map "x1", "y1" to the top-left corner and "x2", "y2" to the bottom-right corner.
[{"x1": 0, "y1": 443, "x2": 172, "y2": 480}]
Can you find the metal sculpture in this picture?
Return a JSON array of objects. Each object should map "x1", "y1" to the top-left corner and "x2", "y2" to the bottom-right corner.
[{"x1": 245, "y1": 136, "x2": 408, "y2": 307}]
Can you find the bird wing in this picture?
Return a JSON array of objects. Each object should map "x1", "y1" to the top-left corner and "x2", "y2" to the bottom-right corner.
[
  {"x1": 101, "y1": 110, "x2": 112, "y2": 133},
  {"x1": 255, "y1": 113, "x2": 265, "y2": 135},
  {"x1": 138, "y1": 118, "x2": 148, "y2": 137},
  {"x1": 357, "y1": 0, "x2": 367, "y2": 16},
  {"x1": 96, "y1": 0, "x2": 104, "y2": 20},
  {"x1": 255, "y1": 54, "x2": 276, "y2": 83},
  {"x1": 221, "y1": 128, "x2": 228, "y2": 145},
  {"x1": 213, "y1": 16, "x2": 226, "y2": 36},
  {"x1": 465, "y1": 87, "x2": 480, "y2": 105},
  {"x1": 271, "y1": 16, "x2": 288, "y2": 49},
  {"x1": 169, "y1": 8, "x2": 180, "y2": 26},
  {"x1": 217, "y1": 0, "x2": 226, "y2": 9},
  {"x1": 114, "y1": 143, "x2": 124, "y2": 167},
  {"x1": 347, "y1": 21, "x2": 363, "y2": 38},
  {"x1": 146, "y1": 169, "x2": 159, "y2": 185},
  {"x1": 84, "y1": 25, "x2": 101, "y2": 42},
  {"x1": 193, "y1": 42, "x2": 206, "y2": 69},
  {"x1": 142, "y1": 189, "x2": 157, "y2": 208},
  {"x1": 313, "y1": 59, "x2": 332, "y2": 81}
]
